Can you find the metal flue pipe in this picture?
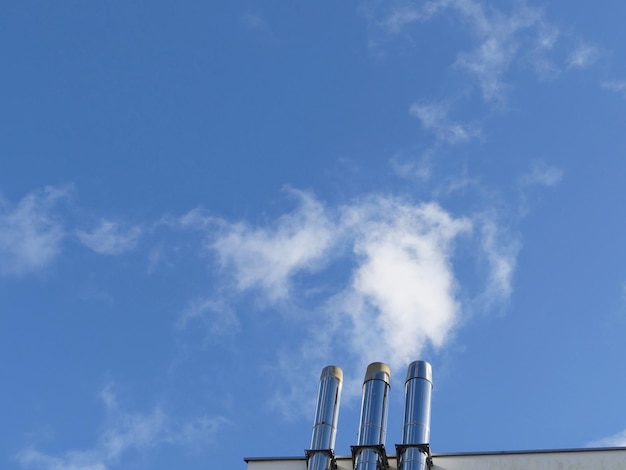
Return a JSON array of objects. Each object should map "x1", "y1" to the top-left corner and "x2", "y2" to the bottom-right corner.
[
  {"x1": 308, "y1": 365, "x2": 343, "y2": 470},
  {"x1": 398, "y1": 361, "x2": 433, "y2": 470},
  {"x1": 354, "y1": 362, "x2": 391, "y2": 470}
]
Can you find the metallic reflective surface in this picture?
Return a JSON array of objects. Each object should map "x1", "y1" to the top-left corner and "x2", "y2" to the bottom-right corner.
[
  {"x1": 355, "y1": 362, "x2": 391, "y2": 470},
  {"x1": 309, "y1": 365, "x2": 343, "y2": 470},
  {"x1": 399, "y1": 361, "x2": 432, "y2": 470}
]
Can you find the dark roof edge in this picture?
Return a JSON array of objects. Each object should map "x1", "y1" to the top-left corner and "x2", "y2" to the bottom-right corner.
[
  {"x1": 244, "y1": 446, "x2": 626, "y2": 463},
  {"x1": 430, "y1": 446, "x2": 626, "y2": 457}
]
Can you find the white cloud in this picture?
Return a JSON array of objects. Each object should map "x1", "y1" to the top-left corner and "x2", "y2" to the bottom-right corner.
[
  {"x1": 191, "y1": 190, "x2": 522, "y2": 415},
  {"x1": 100, "y1": 408, "x2": 167, "y2": 462},
  {"x1": 156, "y1": 207, "x2": 216, "y2": 231},
  {"x1": 77, "y1": 220, "x2": 141, "y2": 255},
  {"x1": 16, "y1": 383, "x2": 227, "y2": 470},
  {"x1": 376, "y1": 0, "x2": 449, "y2": 33},
  {"x1": 369, "y1": 0, "x2": 562, "y2": 102},
  {"x1": 210, "y1": 189, "x2": 334, "y2": 302},
  {"x1": 528, "y1": 22, "x2": 561, "y2": 78},
  {"x1": 451, "y1": 1, "x2": 544, "y2": 101},
  {"x1": 99, "y1": 383, "x2": 118, "y2": 411},
  {"x1": 535, "y1": 22, "x2": 560, "y2": 52},
  {"x1": 176, "y1": 297, "x2": 239, "y2": 333},
  {"x1": 384, "y1": 7, "x2": 420, "y2": 33},
  {"x1": 205, "y1": 191, "x2": 516, "y2": 370},
  {"x1": 395, "y1": 161, "x2": 432, "y2": 182},
  {"x1": 567, "y1": 43, "x2": 600, "y2": 69},
  {"x1": 432, "y1": 172, "x2": 480, "y2": 198},
  {"x1": 391, "y1": 155, "x2": 432, "y2": 181},
  {"x1": 602, "y1": 80, "x2": 626, "y2": 98},
  {"x1": 0, "y1": 186, "x2": 67, "y2": 276},
  {"x1": 476, "y1": 215, "x2": 520, "y2": 306},
  {"x1": 16, "y1": 447, "x2": 106, "y2": 470},
  {"x1": 519, "y1": 161, "x2": 564, "y2": 187},
  {"x1": 588, "y1": 428, "x2": 626, "y2": 447},
  {"x1": 410, "y1": 101, "x2": 481, "y2": 144},
  {"x1": 240, "y1": 10, "x2": 276, "y2": 43},
  {"x1": 241, "y1": 11, "x2": 270, "y2": 33},
  {"x1": 173, "y1": 415, "x2": 230, "y2": 448},
  {"x1": 338, "y1": 198, "x2": 472, "y2": 368}
]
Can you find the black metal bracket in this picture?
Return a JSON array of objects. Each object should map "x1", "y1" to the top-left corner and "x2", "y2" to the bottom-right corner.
[
  {"x1": 395, "y1": 443, "x2": 432, "y2": 469},
  {"x1": 350, "y1": 444, "x2": 389, "y2": 470},
  {"x1": 305, "y1": 449, "x2": 337, "y2": 470}
]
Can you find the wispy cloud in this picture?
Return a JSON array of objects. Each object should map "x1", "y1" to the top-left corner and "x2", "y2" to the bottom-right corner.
[
  {"x1": 99, "y1": 407, "x2": 167, "y2": 462},
  {"x1": 241, "y1": 11, "x2": 271, "y2": 33},
  {"x1": 528, "y1": 22, "x2": 561, "y2": 78},
  {"x1": 364, "y1": 0, "x2": 608, "y2": 103},
  {"x1": 383, "y1": 6, "x2": 422, "y2": 34},
  {"x1": 452, "y1": 1, "x2": 544, "y2": 101},
  {"x1": 476, "y1": 214, "x2": 520, "y2": 307},
  {"x1": 16, "y1": 383, "x2": 228, "y2": 470},
  {"x1": 176, "y1": 297, "x2": 240, "y2": 334},
  {"x1": 172, "y1": 415, "x2": 230, "y2": 449},
  {"x1": 515, "y1": 161, "x2": 564, "y2": 219},
  {"x1": 367, "y1": 0, "x2": 553, "y2": 102},
  {"x1": 0, "y1": 186, "x2": 67, "y2": 276},
  {"x1": 16, "y1": 447, "x2": 107, "y2": 470},
  {"x1": 567, "y1": 43, "x2": 600, "y2": 69},
  {"x1": 200, "y1": 191, "x2": 518, "y2": 374},
  {"x1": 602, "y1": 80, "x2": 626, "y2": 98},
  {"x1": 77, "y1": 220, "x2": 141, "y2": 255},
  {"x1": 391, "y1": 154, "x2": 432, "y2": 181},
  {"x1": 370, "y1": 0, "x2": 448, "y2": 34},
  {"x1": 208, "y1": 191, "x2": 522, "y2": 413},
  {"x1": 240, "y1": 10, "x2": 276, "y2": 43},
  {"x1": 209, "y1": 189, "x2": 334, "y2": 302},
  {"x1": 519, "y1": 161, "x2": 564, "y2": 187},
  {"x1": 588, "y1": 428, "x2": 626, "y2": 447},
  {"x1": 410, "y1": 101, "x2": 481, "y2": 144}
]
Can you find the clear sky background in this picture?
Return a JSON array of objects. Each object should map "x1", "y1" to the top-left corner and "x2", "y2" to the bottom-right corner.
[{"x1": 2, "y1": 1, "x2": 626, "y2": 469}]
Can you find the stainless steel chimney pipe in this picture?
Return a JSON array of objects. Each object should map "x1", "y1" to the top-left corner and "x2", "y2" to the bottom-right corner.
[
  {"x1": 354, "y1": 362, "x2": 391, "y2": 470},
  {"x1": 308, "y1": 365, "x2": 343, "y2": 470},
  {"x1": 398, "y1": 361, "x2": 432, "y2": 470}
]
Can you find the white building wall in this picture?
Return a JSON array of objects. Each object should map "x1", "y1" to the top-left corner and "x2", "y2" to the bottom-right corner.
[{"x1": 246, "y1": 448, "x2": 626, "y2": 470}]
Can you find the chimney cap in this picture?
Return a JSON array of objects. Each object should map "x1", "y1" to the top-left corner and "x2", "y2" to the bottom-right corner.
[
  {"x1": 320, "y1": 365, "x2": 343, "y2": 381},
  {"x1": 364, "y1": 362, "x2": 391, "y2": 384},
  {"x1": 405, "y1": 360, "x2": 432, "y2": 384}
]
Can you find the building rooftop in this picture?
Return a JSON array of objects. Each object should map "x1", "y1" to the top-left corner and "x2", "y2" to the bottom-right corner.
[{"x1": 245, "y1": 446, "x2": 626, "y2": 470}]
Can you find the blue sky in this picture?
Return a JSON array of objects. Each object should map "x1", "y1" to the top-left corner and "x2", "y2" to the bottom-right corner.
[{"x1": 2, "y1": 1, "x2": 626, "y2": 468}]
